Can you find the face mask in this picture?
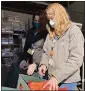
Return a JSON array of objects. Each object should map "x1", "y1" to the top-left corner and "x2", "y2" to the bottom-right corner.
[
  {"x1": 33, "y1": 22, "x2": 40, "y2": 29},
  {"x1": 49, "y1": 19, "x2": 56, "y2": 28}
]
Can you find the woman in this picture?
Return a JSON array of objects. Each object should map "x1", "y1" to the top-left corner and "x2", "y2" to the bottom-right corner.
[
  {"x1": 38, "y1": 3, "x2": 84, "y2": 90},
  {"x1": 19, "y1": 12, "x2": 40, "y2": 70},
  {"x1": 27, "y1": 10, "x2": 48, "y2": 76}
]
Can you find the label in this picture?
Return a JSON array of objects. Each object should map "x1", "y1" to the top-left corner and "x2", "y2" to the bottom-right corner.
[{"x1": 27, "y1": 48, "x2": 35, "y2": 55}]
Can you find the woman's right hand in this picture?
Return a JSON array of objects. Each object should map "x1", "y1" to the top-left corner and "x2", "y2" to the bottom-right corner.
[{"x1": 38, "y1": 64, "x2": 47, "y2": 76}]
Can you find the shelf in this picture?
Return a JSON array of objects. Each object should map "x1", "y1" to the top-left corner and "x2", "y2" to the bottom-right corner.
[
  {"x1": 2, "y1": 56, "x2": 13, "y2": 58},
  {"x1": 2, "y1": 32, "x2": 13, "y2": 34},
  {"x1": 14, "y1": 30, "x2": 25, "y2": 34},
  {"x1": 1, "y1": 44, "x2": 14, "y2": 46},
  {"x1": 13, "y1": 34, "x2": 19, "y2": 36},
  {"x1": 1, "y1": 44, "x2": 20, "y2": 46}
]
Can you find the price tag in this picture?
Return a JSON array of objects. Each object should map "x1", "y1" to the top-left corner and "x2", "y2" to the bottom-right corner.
[{"x1": 27, "y1": 48, "x2": 35, "y2": 55}]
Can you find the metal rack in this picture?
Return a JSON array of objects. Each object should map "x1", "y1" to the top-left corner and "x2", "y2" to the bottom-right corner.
[
  {"x1": 1, "y1": 14, "x2": 26, "y2": 65},
  {"x1": 1, "y1": 20, "x2": 14, "y2": 65}
]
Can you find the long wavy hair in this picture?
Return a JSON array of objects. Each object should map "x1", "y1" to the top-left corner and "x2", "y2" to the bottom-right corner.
[
  {"x1": 39, "y1": 10, "x2": 48, "y2": 32},
  {"x1": 46, "y1": 3, "x2": 72, "y2": 37}
]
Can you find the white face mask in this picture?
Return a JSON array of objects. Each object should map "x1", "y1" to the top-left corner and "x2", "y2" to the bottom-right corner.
[{"x1": 49, "y1": 19, "x2": 56, "y2": 28}]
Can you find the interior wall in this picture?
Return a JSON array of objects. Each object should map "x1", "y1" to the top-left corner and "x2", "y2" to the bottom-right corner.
[{"x1": 68, "y1": 2, "x2": 84, "y2": 25}]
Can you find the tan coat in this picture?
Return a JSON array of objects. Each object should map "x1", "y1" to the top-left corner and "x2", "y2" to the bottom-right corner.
[{"x1": 40, "y1": 23, "x2": 84, "y2": 84}]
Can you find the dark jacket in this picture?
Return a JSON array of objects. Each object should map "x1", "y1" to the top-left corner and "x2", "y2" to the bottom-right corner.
[
  {"x1": 23, "y1": 28, "x2": 47, "y2": 64},
  {"x1": 22, "y1": 28, "x2": 36, "y2": 62}
]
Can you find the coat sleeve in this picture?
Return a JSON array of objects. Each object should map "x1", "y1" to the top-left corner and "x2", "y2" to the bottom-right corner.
[
  {"x1": 51, "y1": 25, "x2": 84, "y2": 84},
  {"x1": 39, "y1": 34, "x2": 49, "y2": 68},
  {"x1": 32, "y1": 39, "x2": 44, "y2": 65}
]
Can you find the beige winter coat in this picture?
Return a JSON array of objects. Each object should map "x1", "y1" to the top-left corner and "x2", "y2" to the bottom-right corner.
[{"x1": 40, "y1": 23, "x2": 84, "y2": 84}]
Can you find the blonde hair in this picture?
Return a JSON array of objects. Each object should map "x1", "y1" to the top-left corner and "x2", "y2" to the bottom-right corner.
[{"x1": 46, "y1": 3, "x2": 72, "y2": 37}]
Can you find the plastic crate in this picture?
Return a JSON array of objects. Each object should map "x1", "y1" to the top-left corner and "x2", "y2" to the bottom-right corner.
[
  {"x1": 17, "y1": 74, "x2": 44, "y2": 90},
  {"x1": 2, "y1": 86, "x2": 19, "y2": 90}
]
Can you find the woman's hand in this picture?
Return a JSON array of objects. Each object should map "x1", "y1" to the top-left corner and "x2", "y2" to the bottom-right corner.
[
  {"x1": 19, "y1": 60, "x2": 28, "y2": 70},
  {"x1": 27, "y1": 63, "x2": 37, "y2": 75},
  {"x1": 38, "y1": 64, "x2": 47, "y2": 76},
  {"x1": 43, "y1": 76, "x2": 58, "y2": 90}
]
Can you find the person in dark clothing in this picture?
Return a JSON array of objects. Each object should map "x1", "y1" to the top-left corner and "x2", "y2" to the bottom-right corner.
[
  {"x1": 27, "y1": 10, "x2": 48, "y2": 76},
  {"x1": 19, "y1": 12, "x2": 40, "y2": 69},
  {"x1": 5, "y1": 10, "x2": 48, "y2": 88}
]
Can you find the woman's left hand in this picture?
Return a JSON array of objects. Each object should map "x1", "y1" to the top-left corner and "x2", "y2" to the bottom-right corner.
[
  {"x1": 27, "y1": 63, "x2": 36, "y2": 75},
  {"x1": 43, "y1": 76, "x2": 58, "y2": 90}
]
